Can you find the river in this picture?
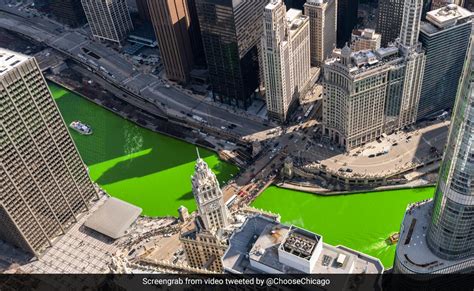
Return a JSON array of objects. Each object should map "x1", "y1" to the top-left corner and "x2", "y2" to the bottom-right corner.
[{"x1": 51, "y1": 83, "x2": 434, "y2": 268}]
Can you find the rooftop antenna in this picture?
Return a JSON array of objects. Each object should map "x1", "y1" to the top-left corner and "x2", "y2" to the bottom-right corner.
[{"x1": 196, "y1": 147, "x2": 201, "y2": 160}]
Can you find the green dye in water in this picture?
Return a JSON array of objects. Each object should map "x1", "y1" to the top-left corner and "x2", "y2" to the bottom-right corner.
[
  {"x1": 50, "y1": 83, "x2": 239, "y2": 217},
  {"x1": 50, "y1": 82, "x2": 434, "y2": 269},
  {"x1": 252, "y1": 186, "x2": 434, "y2": 268}
]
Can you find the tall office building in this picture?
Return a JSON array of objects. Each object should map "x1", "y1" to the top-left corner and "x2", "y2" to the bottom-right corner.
[
  {"x1": 180, "y1": 155, "x2": 230, "y2": 272},
  {"x1": 195, "y1": 0, "x2": 267, "y2": 109},
  {"x1": 397, "y1": 0, "x2": 426, "y2": 128},
  {"x1": 377, "y1": 0, "x2": 404, "y2": 46},
  {"x1": 48, "y1": 0, "x2": 87, "y2": 27},
  {"x1": 394, "y1": 40, "x2": 474, "y2": 274},
  {"x1": 263, "y1": 1, "x2": 311, "y2": 122},
  {"x1": 417, "y1": 4, "x2": 472, "y2": 120},
  {"x1": 81, "y1": 0, "x2": 134, "y2": 44},
  {"x1": 322, "y1": 46, "x2": 406, "y2": 150},
  {"x1": 336, "y1": 0, "x2": 359, "y2": 47},
  {"x1": 148, "y1": 0, "x2": 195, "y2": 83},
  {"x1": 350, "y1": 28, "x2": 381, "y2": 52},
  {"x1": 304, "y1": 0, "x2": 337, "y2": 67},
  {"x1": 0, "y1": 49, "x2": 98, "y2": 256}
]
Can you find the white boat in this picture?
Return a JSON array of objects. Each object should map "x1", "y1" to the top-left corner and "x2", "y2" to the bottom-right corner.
[{"x1": 69, "y1": 120, "x2": 93, "y2": 135}]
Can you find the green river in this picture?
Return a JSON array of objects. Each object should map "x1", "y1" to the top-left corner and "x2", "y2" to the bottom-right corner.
[{"x1": 50, "y1": 83, "x2": 435, "y2": 268}]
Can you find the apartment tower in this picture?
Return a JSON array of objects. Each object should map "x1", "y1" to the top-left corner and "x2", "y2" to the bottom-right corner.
[
  {"x1": 148, "y1": 0, "x2": 195, "y2": 83},
  {"x1": 417, "y1": 4, "x2": 472, "y2": 120},
  {"x1": 81, "y1": 0, "x2": 133, "y2": 43},
  {"x1": 0, "y1": 49, "x2": 98, "y2": 256},
  {"x1": 394, "y1": 39, "x2": 474, "y2": 274},
  {"x1": 304, "y1": 0, "x2": 337, "y2": 67},
  {"x1": 195, "y1": 0, "x2": 267, "y2": 109}
]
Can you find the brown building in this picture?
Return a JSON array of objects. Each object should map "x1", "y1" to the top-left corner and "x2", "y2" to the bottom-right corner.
[
  {"x1": 148, "y1": 0, "x2": 195, "y2": 83},
  {"x1": 48, "y1": 0, "x2": 87, "y2": 27}
]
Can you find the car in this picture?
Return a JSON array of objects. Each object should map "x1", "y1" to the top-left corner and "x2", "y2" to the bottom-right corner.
[
  {"x1": 165, "y1": 84, "x2": 171, "y2": 88},
  {"x1": 392, "y1": 142, "x2": 398, "y2": 146},
  {"x1": 368, "y1": 154, "x2": 375, "y2": 158},
  {"x1": 346, "y1": 168, "x2": 353, "y2": 173}
]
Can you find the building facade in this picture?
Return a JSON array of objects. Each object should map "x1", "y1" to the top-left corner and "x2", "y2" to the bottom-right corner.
[
  {"x1": 304, "y1": 0, "x2": 337, "y2": 67},
  {"x1": 148, "y1": 0, "x2": 195, "y2": 83},
  {"x1": 397, "y1": 0, "x2": 426, "y2": 128},
  {"x1": 322, "y1": 46, "x2": 404, "y2": 150},
  {"x1": 195, "y1": 0, "x2": 267, "y2": 109},
  {"x1": 136, "y1": 0, "x2": 151, "y2": 22},
  {"x1": 427, "y1": 37, "x2": 474, "y2": 262},
  {"x1": 0, "y1": 49, "x2": 98, "y2": 256},
  {"x1": 350, "y1": 28, "x2": 381, "y2": 52},
  {"x1": 377, "y1": 0, "x2": 404, "y2": 46},
  {"x1": 417, "y1": 4, "x2": 472, "y2": 120},
  {"x1": 262, "y1": 2, "x2": 311, "y2": 122},
  {"x1": 394, "y1": 40, "x2": 474, "y2": 274},
  {"x1": 180, "y1": 155, "x2": 231, "y2": 272},
  {"x1": 48, "y1": 0, "x2": 87, "y2": 27},
  {"x1": 336, "y1": 0, "x2": 359, "y2": 47},
  {"x1": 81, "y1": 0, "x2": 134, "y2": 44}
]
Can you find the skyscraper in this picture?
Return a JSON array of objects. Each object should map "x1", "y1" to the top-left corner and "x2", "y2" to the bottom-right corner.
[
  {"x1": 397, "y1": 0, "x2": 426, "y2": 128},
  {"x1": 394, "y1": 39, "x2": 474, "y2": 274},
  {"x1": 322, "y1": 46, "x2": 405, "y2": 150},
  {"x1": 0, "y1": 49, "x2": 98, "y2": 256},
  {"x1": 195, "y1": 0, "x2": 267, "y2": 109},
  {"x1": 377, "y1": 0, "x2": 404, "y2": 46},
  {"x1": 263, "y1": 1, "x2": 311, "y2": 122},
  {"x1": 148, "y1": 0, "x2": 195, "y2": 83},
  {"x1": 81, "y1": 0, "x2": 134, "y2": 44},
  {"x1": 304, "y1": 0, "x2": 337, "y2": 67},
  {"x1": 417, "y1": 4, "x2": 472, "y2": 120},
  {"x1": 336, "y1": 0, "x2": 359, "y2": 47},
  {"x1": 48, "y1": 0, "x2": 87, "y2": 27},
  {"x1": 180, "y1": 155, "x2": 230, "y2": 272}
]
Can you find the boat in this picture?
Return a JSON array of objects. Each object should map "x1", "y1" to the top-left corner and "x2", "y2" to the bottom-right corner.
[
  {"x1": 69, "y1": 120, "x2": 93, "y2": 135},
  {"x1": 388, "y1": 232, "x2": 400, "y2": 244}
]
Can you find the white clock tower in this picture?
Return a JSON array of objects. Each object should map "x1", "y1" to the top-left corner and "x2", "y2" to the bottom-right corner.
[{"x1": 191, "y1": 150, "x2": 229, "y2": 231}]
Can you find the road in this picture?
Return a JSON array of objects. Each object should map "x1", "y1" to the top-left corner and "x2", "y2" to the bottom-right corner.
[{"x1": 0, "y1": 6, "x2": 271, "y2": 138}]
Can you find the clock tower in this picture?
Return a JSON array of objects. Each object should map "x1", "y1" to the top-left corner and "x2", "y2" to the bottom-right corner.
[{"x1": 191, "y1": 151, "x2": 229, "y2": 232}]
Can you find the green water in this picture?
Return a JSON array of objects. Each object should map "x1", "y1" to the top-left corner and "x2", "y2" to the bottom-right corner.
[
  {"x1": 252, "y1": 186, "x2": 434, "y2": 268},
  {"x1": 51, "y1": 82, "x2": 434, "y2": 268},
  {"x1": 50, "y1": 83, "x2": 239, "y2": 217}
]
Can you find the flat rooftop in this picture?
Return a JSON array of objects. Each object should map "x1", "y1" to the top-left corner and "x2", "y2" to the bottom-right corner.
[
  {"x1": 395, "y1": 200, "x2": 474, "y2": 273},
  {"x1": 84, "y1": 197, "x2": 142, "y2": 239},
  {"x1": 222, "y1": 215, "x2": 384, "y2": 274},
  {"x1": 0, "y1": 48, "x2": 29, "y2": 75},
  {"x1": 425, "y1": 4, "x2": 472, "y2": 31}
]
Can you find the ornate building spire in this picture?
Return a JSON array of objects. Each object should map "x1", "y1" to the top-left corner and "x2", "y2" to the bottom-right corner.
[{"x1": 191, "y1": 154, "x2": 229, "y2": 232}]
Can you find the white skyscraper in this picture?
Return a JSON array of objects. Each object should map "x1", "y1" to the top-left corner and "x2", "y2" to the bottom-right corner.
[
  {"x1": 81, "y1": 0, "x2": 133, "y2": 44},
  {"x1": 397, "y1": 0, "x2": 426, "y2": 128},
  {"x1": 191, "y1": 153, "x2": 229, "y2": 231},
  {"x1": 262, "y1": 0, "x2": 311, "y2": 122}
]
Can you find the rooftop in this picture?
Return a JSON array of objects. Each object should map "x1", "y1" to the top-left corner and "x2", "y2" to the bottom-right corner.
[
  {"x1": 423, "y1": 4, "x2": 472, "y2": 32},
  {"x1": 0, "y1": 48, "x2": 29, "y2": 76},
  {"x1": 395, "y1": 200, "x2": 474, "y2": 273},
  {"x1": 84, "y1": 197, "x2": 142, "y2": 239},
  {"x1": 222, "y1": 215, "x2": 384, "y2": 274}
]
